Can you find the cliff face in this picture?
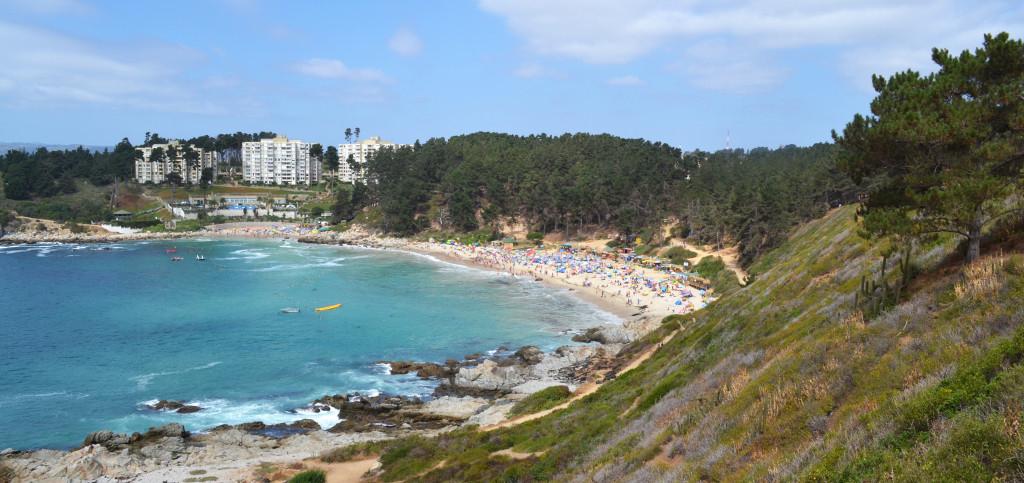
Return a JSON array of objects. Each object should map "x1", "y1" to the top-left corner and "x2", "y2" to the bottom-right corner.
[{"x1": 361, "y1": 205, "x2": 1024, "y2": 481}]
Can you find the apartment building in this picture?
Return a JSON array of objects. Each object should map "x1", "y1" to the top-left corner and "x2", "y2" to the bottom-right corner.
[
  {"x1": 134, "y1": 140, "x2": 219, "y2": 184},
  {"x1": 336, "y1": 136, "x2": 411, "y2": 183},
  {"x1": 241, "y1": 136, "x2": 321, "y2": 185}
]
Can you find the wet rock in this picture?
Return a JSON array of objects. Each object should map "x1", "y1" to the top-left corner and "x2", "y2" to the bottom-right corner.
[
  {"x1": 384, "y1": 360, "x2": 455, "y2": 379},
  {"x1": 288, "y1": 419, "x2": 322, "y2": 431},
  {"x1": 571, "y1": 326, "x2": 636, "y2": 344},
  {"x1": 514, "y1": 346, "x2": 544, "y2": 365},
  {"x1": 82, "y1": 431, "x2": 131, "y2": 449},
  {"x1": 147, "y1": 400, "x2": 203, "y2": 413},
  {"x1": 235, "y1": 422, "x2": 266, "y2": 432},
  {"x1": 315, "y1": 392, "x2": 461, "y2": 433},
  {"x1": 148, "y1": 400, "x2": 185, "y2": 411}
]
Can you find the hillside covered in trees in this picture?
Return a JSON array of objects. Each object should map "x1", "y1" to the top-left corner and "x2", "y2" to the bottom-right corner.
[{"x1": 364, "y1": 134, "x2": 856, "y2": 266}]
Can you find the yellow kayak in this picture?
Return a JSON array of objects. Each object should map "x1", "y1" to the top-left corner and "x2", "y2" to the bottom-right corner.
[{"x1": 315, "y1": 303, "x2": 342, "y2": 313}]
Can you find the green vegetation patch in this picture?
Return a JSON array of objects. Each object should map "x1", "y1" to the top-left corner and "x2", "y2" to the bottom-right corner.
[
  {"x1": 692, "y1": 256, "x2": 740, "y2": 294},
  {"x1": 508, "y1": 385, "x2": 573, "y2": 417},
  {"x1": 663, "y1": 246, "x2": 697, "y2": 265},
  {"x1": 286, "y1": 469, "x2": 325, "y2": 483}
]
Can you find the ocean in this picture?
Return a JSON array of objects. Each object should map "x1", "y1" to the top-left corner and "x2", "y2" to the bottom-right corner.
[{"x1": 0, "y1": 239, "x2": 618, "y2": 449}]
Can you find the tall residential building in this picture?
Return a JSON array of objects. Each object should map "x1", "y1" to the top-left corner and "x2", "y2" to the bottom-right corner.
[
  {"x1": 241, "y1": 136, "x2": 321, "y2": 185},
  {"x1": 336, "y1": 136, "x2": 411, "y2": 183},
  {"x1": 134, "y1": 140, "x2": 219, "y2": 184}
]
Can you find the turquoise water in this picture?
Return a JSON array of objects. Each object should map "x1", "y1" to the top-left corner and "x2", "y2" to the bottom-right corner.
[{"x1": 0, "y1": 239, "x2": 616, "y2": 449}]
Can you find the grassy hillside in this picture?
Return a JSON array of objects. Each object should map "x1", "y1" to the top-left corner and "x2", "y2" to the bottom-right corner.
[{"x1": 323, "y1": 205, "x2": 1024, "y2": 481}]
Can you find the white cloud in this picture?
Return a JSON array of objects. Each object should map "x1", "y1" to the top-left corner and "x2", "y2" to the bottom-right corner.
[
  {"x1": 479, "y1": 0, "x2": 1024, "y2": 91},
  {"x1": 293, "y1": 58, "x2": 392, "y2": 83},
  {"x1": 607, "y1": 75, "x2": 644, "y2": 86},
  {"x1": 679, "y1": 41, "x2": 788, "y2": 93},
  {"x1": 389, "y1": 28, "x2": 423, "y2": 56},
  {"x1": 0, "y1": 20, "x2": 222, "y2": 113}
]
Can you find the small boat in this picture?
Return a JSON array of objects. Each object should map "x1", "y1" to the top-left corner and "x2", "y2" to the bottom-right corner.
[
  {"x1": 314, "y1": 303, "x2": 342, "y2": 313},
  {"x1": 196, "y1": 254, "x2": 206, "y2": 261},
  {"x1": 170, "y1": 256, "x2": 183, "y2": 262},
  {"x1": 165, "y1": 248, "x2": 177, "y2": 253},
  {"x1": 280, "y1": 307, "x2": 300, "y2": 314}
]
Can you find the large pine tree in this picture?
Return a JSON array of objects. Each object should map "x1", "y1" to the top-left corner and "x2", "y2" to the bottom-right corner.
[{"x1": 835, "y1": 33, "x2": 1024, "y2": 262}]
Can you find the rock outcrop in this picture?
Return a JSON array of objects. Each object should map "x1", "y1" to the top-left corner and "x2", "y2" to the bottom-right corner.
[
  {"x1": 1, "y1": 426, "x2": 391, "y2": 482},
  {"x1": 147, "y1": 399, "x2": 203, "y2": 414},
  {"x1": 314, "y1": 393, "x2": 463, "y2": 433}
]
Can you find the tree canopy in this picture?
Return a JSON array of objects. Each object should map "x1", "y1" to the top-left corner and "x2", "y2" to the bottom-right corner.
[
  {"x1": 1, "y1": 138, "x2": 135, "y2": 199},
  {"x1": 364, "y1": 132, "x2": 855, "y2": 265},
  {"x1": 834, "y1": 32, "x2": 1024, "y2": 262}
]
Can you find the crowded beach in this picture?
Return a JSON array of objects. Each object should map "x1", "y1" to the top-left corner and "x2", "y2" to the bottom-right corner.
[{"x1": 416, "y1": 240, "x2": 714, "y2": 318}]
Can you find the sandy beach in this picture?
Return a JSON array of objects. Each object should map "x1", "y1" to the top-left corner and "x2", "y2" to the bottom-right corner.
[{"x1": 409, "y1": 241, "x2": 710, "y2": 320}]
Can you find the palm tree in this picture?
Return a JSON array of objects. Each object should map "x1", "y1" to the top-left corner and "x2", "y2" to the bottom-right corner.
[
  {"x1": 354, "y1": 127, "x2": 360, "y2": 141},
  {"x1": 344, "y1": 128, "x2": 352, "y2": 143}
]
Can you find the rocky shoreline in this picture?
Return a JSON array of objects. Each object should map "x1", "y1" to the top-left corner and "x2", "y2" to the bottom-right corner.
[{"x1": 0, "y1": 328, "x2": 658, "y2": 481}]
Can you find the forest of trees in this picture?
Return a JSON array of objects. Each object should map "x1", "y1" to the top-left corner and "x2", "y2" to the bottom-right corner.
[
  {"x1": 364, "y1": 133, "x2": 857, "y2": 266},
  {"x1": 0, "y1": 139, "x2": 137, "y2": 200}
]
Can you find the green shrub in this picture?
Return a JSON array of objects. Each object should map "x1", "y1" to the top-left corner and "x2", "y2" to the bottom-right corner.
[
  {"x1": 526, "y1": 231, "x2": 544, "y2": 242},
  {"x1": 508, "y1": 385, "x2": 573, "y2": 417},
  {"x1": 663, "y1": 246, "x2": 697, "y2": 265},
  {"x1": 692, "y1": 256, "x2": 740, "y2": 294},
  {"x1": 287, "y1": 469, "x2": 325, "y2": 483},
  {"x1": 320, "y1": 441, "x2": 386, "y2": 462}
]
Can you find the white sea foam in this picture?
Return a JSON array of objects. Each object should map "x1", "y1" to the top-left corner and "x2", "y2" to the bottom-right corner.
[
  {"x1": 130, "y1": 361, "x2": 222, "y2": 390},
  {"x1": 247, "y1": 257, "x2": 347, "y2": 272},
  {"x1": 229, "y1": 248, "x2": 269, "y2": 260},
  {"x1": 129, "y1": 397, "x2": 342, "y2": 432},
  {"x1": 0, "y1": 391, "x2": 89, "y2": 408}
]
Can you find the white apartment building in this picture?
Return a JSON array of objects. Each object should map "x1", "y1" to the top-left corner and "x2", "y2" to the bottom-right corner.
[
  {"x1": 336, "y1": 136, "x2": 411, "y2": 183},
  {"x1": 134, "y1": 140, "x2": 219, "y2": 184},
  {"x1": 242, "y1": 136, "x2": 321, "y2": 185}
]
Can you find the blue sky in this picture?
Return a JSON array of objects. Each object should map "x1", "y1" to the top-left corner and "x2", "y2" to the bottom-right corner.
[{"x1": 0, "y1": 0, "x2": 1020, "y2": 150}]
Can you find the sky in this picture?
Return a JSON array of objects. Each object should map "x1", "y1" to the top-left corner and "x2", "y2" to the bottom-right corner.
[{"x1": 0, "y1": 0, "x2": 1020, "y2": 150}]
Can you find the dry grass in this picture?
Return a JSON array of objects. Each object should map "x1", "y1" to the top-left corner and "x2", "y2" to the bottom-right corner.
[{"x1": 954, "y1": 255, "x2": 1006, "y2": 299}]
